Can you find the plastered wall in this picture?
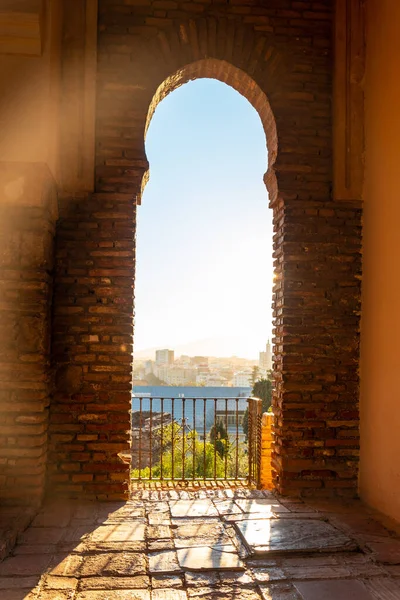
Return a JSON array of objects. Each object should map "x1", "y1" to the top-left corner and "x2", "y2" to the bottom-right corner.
[
  {"x1": 0, "y1": 0, "x2": 62, "y2": 180},
  {"x1": 360, "y1": 0, "x2": 400, "y2": 522},
  {"x1": 0, "y1": 54, "x2": 50, "y2": 164}
]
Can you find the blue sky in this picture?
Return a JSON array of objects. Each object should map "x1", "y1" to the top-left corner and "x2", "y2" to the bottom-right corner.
[{"x1": 134, "y1": 78, "x2": 273, "y2": 359}]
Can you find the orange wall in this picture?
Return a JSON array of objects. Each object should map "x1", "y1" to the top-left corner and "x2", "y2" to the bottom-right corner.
[
  {"x1": 360, "y1": 0, "x2": 400, "y2": 521},
  {"x1": 0, "y1": 0, "x2": 61, "y2": 180},
  {"x1": 0, "y1": 53, "x2": 50, "y2": 164}
]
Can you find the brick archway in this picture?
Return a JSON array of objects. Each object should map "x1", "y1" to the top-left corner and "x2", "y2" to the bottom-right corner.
[
  {"x1": 47, "y1": 2, "x2": 361, "y2": 502},
  {"x1": 143, "y1": 58, "x2": 278, "y2": 205}
]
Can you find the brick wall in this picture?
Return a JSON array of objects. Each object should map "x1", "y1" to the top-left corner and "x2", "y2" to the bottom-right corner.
[
  {"x1": 272, "y1": 200, "x2": 362, "y2": 495},
  {"x1": 48, "y1": 193, "x2": 135, "y2": 500},
  {"x1": 0, "y1": 163, "x2": 57, "y2": 506},
  {"x1": 260, "y1": 412, "x2": 273, "y2": 490},
  {"x1": 48, "y1": 0, "x2": 362, "y2": 498}
]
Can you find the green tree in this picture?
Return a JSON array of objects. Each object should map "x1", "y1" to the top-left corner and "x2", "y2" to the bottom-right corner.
[
  {"x1": 253, "y1": 376, "x2": 273, "y2": 414},
  {"x1": 242, "y1": 373, "x2": 273, "y2": 438},
  {"x1": 209, "y1": 420, "x2": 230, "y2": 459},
  {"x1": 145, "y1": 372, "x2": 166, "y2": 386},
  {"x1": 250, "y1": 366, "x2": 260, "y2": 386},
  {"x1": 131, "y1": 422, "x2": 228, "y2": 480}
]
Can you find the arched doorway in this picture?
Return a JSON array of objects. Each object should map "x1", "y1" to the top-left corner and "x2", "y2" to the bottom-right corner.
[{"x1": 132, "y1": 70, "x2": 275, "y2": 486}]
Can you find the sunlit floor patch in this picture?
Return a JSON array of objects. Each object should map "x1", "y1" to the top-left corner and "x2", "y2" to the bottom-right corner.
[{"x1": 235, "y1": 518, "x2": 357, "y2": 556}]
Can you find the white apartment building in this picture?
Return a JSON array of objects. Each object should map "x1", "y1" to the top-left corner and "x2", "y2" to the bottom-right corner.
[
  {"x1": 159, "y1": 367, "x2": 197, "y2": 386},
  {"x1": 155, "y1": 349, "x2": 174, "y2": 365},
  {"x1": 233, "y1": 371, "x2": 252, "y2": 387}
]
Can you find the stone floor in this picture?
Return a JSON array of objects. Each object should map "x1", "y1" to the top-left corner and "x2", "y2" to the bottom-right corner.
[{"x1": 1, "y1": 488, "x2": 400, "y2": 599}]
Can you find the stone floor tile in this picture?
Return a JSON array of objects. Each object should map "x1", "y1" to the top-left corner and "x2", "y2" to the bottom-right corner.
[
  {"x1": 277, "y1": 503, "x2": 316, "y2": 514},
  {"x1": 330, "y1": 514, "x2": 391, "y2": 537},
  {"x1": 0, "y1": 576, "x2": 40, "y2": 589},
  {"x1": 363, "y1": 577, "x2": 400, "y2": 599},
  {"x1": 167, "y1": 491, "x2": 179, "y2": 500},
  {"x1": 100, "y1": 511, "x2": 146, "y2": 524},
  {"x1": 148, "y1": 540, "x2": 175, "y2": 552},
  {"x1": 35, "y1": 591, "x2": 74, "y2": 599},
  {"x1": 42, "y1": 575, "x2": 79, "y2": 590},
  {"x1": 18, "y1": 527, "x2": 66, "y2": 546},
  {"x1": 148, "y1": 513, "x2": 171, "y2": 526},
  {"x1": 187, "y1": 585, "x2": 262, "y2": 598},
  {"x1": 294, "y1": 580, "x2": 375, "y2": 600},
  {"x1": 2, "y1": 490, "x2": 400, "y2": 600},
  {"x1": 0, "y1": 591, "x2": 40, "y2": 600},
  {"x1": 76, "y1": 592, "x2": 150, "y2": 600},
  {"x1": 147, "y1": 525, "x2": 171, "y2": 540},
  {"x1": 176, "y1": 546, "x2": 244, "y2": 571},
  {"x1": 14, "y1": 544, "x2": 58, "y2": 555},
  {"x1": 345, "y1": 561, "x2": 387, "y2": 579},
  {"x1": 61, "y1": 525, "x2": 94, "y2": 543},
  {"x1": 151, "y1": 574, "x2": 184, "y2": 588},
  {"x1": 259, "y1": 583, "x2": 302, "y2": 600},
  {"x1": 100, "y1": 512, "x2": 146, "y2": 524},
  {"x1": 283, "y1": 564, "x2": 352, "y2": 580},
  {"x1": 235, "y1": 489, "x2": 270, "y2": 499},
  {"x1": 219, "y1": 570, "x2": 255, "y2": 586},
  {"x1": 84, "y1": 541, "x2": 147, "y2": 553},
  {"x1": 223, "y1": 522, "x2": 250, "y2": 557},
  {"x1": 152, "y1": 590, "x2": 188, "y2": 600},
  {"x1": 185, "y1": 572, "x2": 220, "y2": 587},
  {"x1": 383, "y1": 565, "x2": 400, "y2": 577},
  {"x1": 236, "y1": 518, "x2": 355, "y2": 555},
  {"x1": 47, "y1": 553, "x2": 83, "y2": 577},
  {"x1": 79, "y1": 576, "x2": 150, "y2": 590},
  {"x1": 149, "y1": 550, "x2": 181, "y2": 574},
  {"x1": 366, "y1": 540, "x2": 400, "y2": 564},
  {"x1": 279, "y1": 556, "x2": 338, "y2": 568},
  {"x1": 79, "y1": 553, "x2": 147, "y2": 577},
  {"x1": 173, "y1": 521, "x2": 230, "y2": 548},
  {"x1": 306, "y1": 499, "x2": 366, "y2": 515},
  {"x1": 89, "y1": 523, "x2": 146, "y2": 543},
  {"x1": 178, "y1": 492, "x2": 191, "y2": 500},
  {"x1": 252, "y1": 567, "x2": 287, "y2": 583},
  {"x1": 0, "y1": 554, "x2": 52, "y2": 576},
  {"x1": 224, "y1": 490, "x2": 235, "y2": 499},
  {"x1": 223, "y1": 513, "x2": 274, "y2": 523},
  {"x1": 169, "y1": 500, "x2": 219, "y2": 518},
  {"x1": 235, "y1": 499, "x2": 290, "y2": 515},
  {"x1": 145, "y1": 502, "x2": 169, "y2": 514},
  {"x1": 213, "y1": 500, "x2": 243, "y2": 516},
  {"x1": 72, "y1": 505, "x2": 99, "y2": 521},
  {"x1": 94, "y1": 503, "x2": 128, "y2": 518},
  {"x1": 270, "y1": 513, "x2": 323, "y2": 521},
  {"x1": 149, "y1": 492, "x2": 161, "y2": 501},
  {"x1": 31, "y1": 505, "x2": 72, "y2": 529}
]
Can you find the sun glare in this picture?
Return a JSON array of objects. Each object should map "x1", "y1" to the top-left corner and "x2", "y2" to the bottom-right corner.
[{"x1": 135, "y1": 78, "x2": 274, "y2": 359}]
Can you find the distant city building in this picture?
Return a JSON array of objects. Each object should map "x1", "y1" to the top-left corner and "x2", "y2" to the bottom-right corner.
[
  {"x1": 176, "y1": 355, "x2": 191, "y2": 367},
  {"x1": 259, "y1": 340, "x2": 272, "y2": 374},
  {"x1": 196, "y1": 372, "x2": 208, "y2": 386},
  {"x1": 135, "y1": 350, "x2": 260, "y2": 387},
  {"x1": 165, "y1": 367, "x2": 197, "y2": 386},
  {"x1": 154, "y1": 365, "x2": 169, "y2": 382},
  {"x1": 205, "y1": 375, "x2": 227, "y2": 387},
  {"x1": 144, "y1": 360, "x2": 153, "y2": 374},
  {"x1": 155, "y1": 349, "x2": 174, "y2": 365},
  {"x1": 233, "y1": 371, "x2": 252, "y2": 387},
  {"x1": 192, "y1": 356, "x2": 209, "y2": 367}
]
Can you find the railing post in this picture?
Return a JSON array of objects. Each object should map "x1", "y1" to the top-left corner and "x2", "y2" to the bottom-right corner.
[
  {"x1": 260, "y1": 412, "x2": 274, "y2": 490},
  {"x1": 247, "y1": 397, "x2": 262, "y2": 487}
]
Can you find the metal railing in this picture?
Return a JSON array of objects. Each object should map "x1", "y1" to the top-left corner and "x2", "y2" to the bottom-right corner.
[
  {"x1": 131, "y1": 396, "x2": 262, "y2": 485},
  {"x1": 247, "y1": 396, "x2": 262, "y2": 488}
]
